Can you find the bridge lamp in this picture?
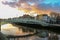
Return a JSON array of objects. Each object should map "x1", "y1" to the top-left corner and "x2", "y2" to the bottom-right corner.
[{"x1": 33, "y1": 14, "x2": 37, "y2": 20}]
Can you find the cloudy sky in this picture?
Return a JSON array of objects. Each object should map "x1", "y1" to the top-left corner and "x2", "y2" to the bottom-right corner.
[
  {"x1": 3, "y1": 0, "x2": 60, "y2": 13},
  {"x1": 0, "y1": 0, "x2": 60, "y2": 19}
]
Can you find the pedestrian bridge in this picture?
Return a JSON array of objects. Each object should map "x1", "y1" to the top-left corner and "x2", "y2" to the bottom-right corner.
[
  {"x1": 3, "y1": 18, "x2": 60, "y2": 27},
  {"x1": 1, "y1": 18, "x2": 60, "y2": 37}
]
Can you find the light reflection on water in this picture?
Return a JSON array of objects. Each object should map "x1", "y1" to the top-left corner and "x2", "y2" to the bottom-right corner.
[
  {"x1": 1, "y1": 23, "x2": 35, "y2": 35},
  {"x1": 1, "y1": 23, "x2": 60, "y2": 40}
]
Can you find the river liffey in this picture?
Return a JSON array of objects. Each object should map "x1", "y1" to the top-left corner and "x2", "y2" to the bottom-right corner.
[{"x1": 1, "y1": 23, "x2": 60, "y2": 40}]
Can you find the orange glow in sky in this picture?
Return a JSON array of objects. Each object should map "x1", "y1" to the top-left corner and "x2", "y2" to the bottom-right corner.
[{"x1": 0, "y1": 0, "x2": 52, "y2": 19}]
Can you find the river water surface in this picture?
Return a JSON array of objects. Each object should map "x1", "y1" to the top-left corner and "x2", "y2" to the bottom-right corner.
[{"x1": 1, "y1": 23, "x2": 60, "y2": 40}]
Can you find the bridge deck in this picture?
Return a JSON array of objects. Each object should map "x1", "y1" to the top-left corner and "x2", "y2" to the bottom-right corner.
[{"x1": 3, "y1": 18, "x2": 60, "y2": 27}]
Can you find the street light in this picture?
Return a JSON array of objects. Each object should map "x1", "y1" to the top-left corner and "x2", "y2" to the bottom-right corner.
[{"x1": 33, "y1": 14, "x2": 37, "y2": 20}]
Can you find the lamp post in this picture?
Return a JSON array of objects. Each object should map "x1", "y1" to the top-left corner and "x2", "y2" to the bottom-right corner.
[
  {"x1": 33, "y1": 14, "x2": 37, "y2": 20},
  {"x1": 0, "y1": 19, "x2": 1, "y2": 31}
]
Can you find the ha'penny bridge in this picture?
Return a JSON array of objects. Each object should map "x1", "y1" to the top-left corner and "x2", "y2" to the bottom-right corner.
[
  {"x1": 1, "y1": 18, "x2": 60, "y2": 40},
  {"x1": 3, "y1": 18, "x2": 60, "y2": 27},
  {"x1": 2, "y1": 18, "x2": 60, "y2": 33}
]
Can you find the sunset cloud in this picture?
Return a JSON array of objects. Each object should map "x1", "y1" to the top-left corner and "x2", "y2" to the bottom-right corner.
[{"x1": 0, "y1": 0, "x2": 60, "y2": 19}]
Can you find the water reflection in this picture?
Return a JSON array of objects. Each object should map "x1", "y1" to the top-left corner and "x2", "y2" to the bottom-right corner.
[
  {"x1": 1, "y1": 23, "x2": 36, "y2": 36},
  {"x1": 1, "y1": 23, "x2": 60, "y2": 40}
]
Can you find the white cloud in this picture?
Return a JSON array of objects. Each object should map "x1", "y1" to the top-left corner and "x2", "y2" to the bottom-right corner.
[{"x1": 0, "y1": 1, "x2": 25, "y2": 19}]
